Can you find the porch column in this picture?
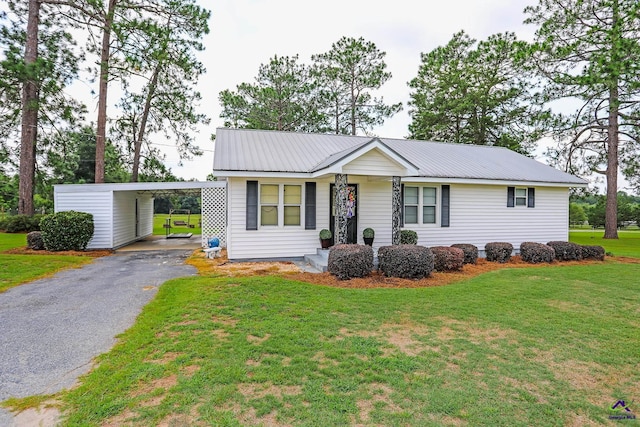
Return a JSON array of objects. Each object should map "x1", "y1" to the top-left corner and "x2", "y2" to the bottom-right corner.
[
  {"x1": 392, "y1": 176, "x2": 401, "y2": 245},
  {"x1": 334, "y1": 173, "x2": 348, "y2": 244}
]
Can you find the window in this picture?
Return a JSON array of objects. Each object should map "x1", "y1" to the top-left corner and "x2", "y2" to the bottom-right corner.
[
  {"x1": 403, "y1": 186, "x2": 438, "y2": 225},
  {"x1": 515, "y1": 188, "x2": 527, "y2": 206},
  {"x1": 259, "y1": 183, "x2": 302, "y2": 227},
  {"x1": 260, "y1": 184, "x2": 278, "y2": 226},
  {"x1": 284, "y1": 185, "x2": 301, "y2": 226},
  {"x1": 404, "y1": 186, "x2": 419, "y2": 224},
  {"x1": 422, "y1": 187, "x2": 437, "y2": 224}
]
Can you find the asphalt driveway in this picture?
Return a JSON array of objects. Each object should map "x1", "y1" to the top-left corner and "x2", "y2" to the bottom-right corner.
[{"x1": 0, "y1": 250, "x2": 197, "y2": 425}]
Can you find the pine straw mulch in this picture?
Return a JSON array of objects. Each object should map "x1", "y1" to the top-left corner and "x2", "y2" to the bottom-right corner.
[
  {"x1": 187, "y1": 248, "x2": 628, "y2": 290},
  {"x1": 2, "y1": 247, "x2": 114, "y2": 257}
]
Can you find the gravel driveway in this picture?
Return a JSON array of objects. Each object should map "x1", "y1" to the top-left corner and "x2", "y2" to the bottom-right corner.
[{"x1": 0, "y1": 250, "x2": 197, "y2": 425}]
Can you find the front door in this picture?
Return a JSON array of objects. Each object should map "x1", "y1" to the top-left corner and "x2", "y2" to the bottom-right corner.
[{"x1": 330, "y1": 184, "x2": 358, "y2": 245}]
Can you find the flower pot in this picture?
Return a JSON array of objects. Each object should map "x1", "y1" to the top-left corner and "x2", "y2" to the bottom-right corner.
[
  {"x1": 320, "y1": 238, "x2": 332, "y2": 249},
  {"x1": 364, "y1": 237, "x2": 374, "y2": 246}
]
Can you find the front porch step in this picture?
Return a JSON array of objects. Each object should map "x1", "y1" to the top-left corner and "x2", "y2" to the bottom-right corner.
[{"x1": 303, "y1": 249, "x2": 329, "y2": 273}]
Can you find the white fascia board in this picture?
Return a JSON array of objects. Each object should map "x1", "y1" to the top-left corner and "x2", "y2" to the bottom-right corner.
[
  {"x1": 401, "y1": 176, "x2": 589, "y2": 188},
  {"x1": 54, "y1": 181, "x2": 226, "y2": 193},
  {"x1": 213, "y1": 170, "x2": 312, "y2": 179}
]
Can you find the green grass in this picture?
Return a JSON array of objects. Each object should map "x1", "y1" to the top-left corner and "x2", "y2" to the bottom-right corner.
[
  {"x1": 60, "y1": 261, "x2": 640, "y2": 426},
  {"x1": 153, "y1": 214, "x2": 202, "y2": 235},
  {"x1": 0, "y1": 233, "x2": 94, "y2": 293},
  {"x1": 570, "y1": 230, "x2": 640, "y2": 258},
  {"x1": 0, "y1": 233, "x2": 28, "y2": 251}
]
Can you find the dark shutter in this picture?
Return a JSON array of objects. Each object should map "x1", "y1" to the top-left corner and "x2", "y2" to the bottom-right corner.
[
  {"x1": 400, "y1": 184, "x2": 405, "y2": 227},
  {"x1": 507, "y1": 186, "x2": 515, "y2": 208},
  {"x1": 441, "y1": 185, "x2": 450, "y2": 227},
  {"x1": 305, "y1": 182, "x2": 316, "y2": 229},
  {"x1": 527, "y1": 187, "x2": 535, "y2": 208},
  {"x1": 246, "y1": 181, "x2": 258, "y2": 230}
]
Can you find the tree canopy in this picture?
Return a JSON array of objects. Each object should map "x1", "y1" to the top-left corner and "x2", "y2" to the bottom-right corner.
[{"x1": 407, "y1": 31, "x2": 549, "y2": 155}]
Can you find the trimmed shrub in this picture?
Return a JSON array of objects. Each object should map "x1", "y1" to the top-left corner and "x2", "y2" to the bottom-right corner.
[
  {"x1": 430, "y1": 246, "x2": 464, "y2": 271},
  {"x1": 26, "y1": 231, "x2": 45, "y2": 250},
  {"x1": 485, "y1": 242, "x2": 513, "y2": 263},
  {"x1": 520, "y1": 242, "x2": 555, "y2": 264},
  {"x1": 546, "y1": 241, "x2": 583, "y2": 261},
  {"x1": 327, "y1": 244, "x2": 373, "y2": 280},
  {"x1": 581, "y1": 245, "x2": 605, "y2": 261},
  {"x1": 400, "y1": 230, "x2": 418, "y2": 244},
  {"x1": 378, "y1": 245, "x2": 434, "y2": 279},
  {"x1": 451, "y1": 243, "x2": 478, "y2": 264},
  {"x1": 0, "y1": 214, "x2": 43, "y2": 233},
  {"x1": 40, "y1": 211, "x2": 94, "y2": 251}
]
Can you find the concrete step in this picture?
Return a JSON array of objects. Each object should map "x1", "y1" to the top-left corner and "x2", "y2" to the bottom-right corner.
[
  {"x1": 316, "y1": 248, "x2": 330, "y2": 260},
  {"x1": 303, "y1": 253, "x2": 328, "y2": 273}
]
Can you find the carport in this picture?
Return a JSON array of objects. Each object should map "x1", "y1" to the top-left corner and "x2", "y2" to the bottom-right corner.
[{"x1": 53, "y1": 181, "x2": 227, "y2": 250}]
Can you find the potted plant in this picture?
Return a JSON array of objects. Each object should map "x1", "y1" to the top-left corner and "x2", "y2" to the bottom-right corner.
[
  {"x1": 319, "y1": 229, "x2": 332, "y2": 249},
  {"x1": 363, "y1": 228, "x2": 375, "y2": 246}
]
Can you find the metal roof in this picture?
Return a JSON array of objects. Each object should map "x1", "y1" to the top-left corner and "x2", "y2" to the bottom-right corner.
[{"x1": 213, "y1": 128, "x2": 587, "y2": 185}]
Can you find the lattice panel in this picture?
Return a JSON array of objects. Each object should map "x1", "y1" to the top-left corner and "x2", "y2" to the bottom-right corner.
[{"x1": 201, "y1": 186, "x2": 227, "y2": 248}]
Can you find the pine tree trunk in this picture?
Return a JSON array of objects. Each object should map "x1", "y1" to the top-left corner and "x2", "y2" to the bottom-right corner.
[
  {"x1": 95, "y1": 0, "x2": 118, "y2": 183},
  {"x1": 604, "y1": 85, "x2": 619, "y2": 239},
  {"x1": 18, "y1": 0, "x2": 40, "y2": 215},
  {"x1": 131, "y1": 61, "x2": 162, "y2": 182}
]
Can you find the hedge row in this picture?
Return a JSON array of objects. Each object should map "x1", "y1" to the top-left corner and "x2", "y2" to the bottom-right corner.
[{"x1": 0, "y1": 214, "x2": 44, "y2": 233}]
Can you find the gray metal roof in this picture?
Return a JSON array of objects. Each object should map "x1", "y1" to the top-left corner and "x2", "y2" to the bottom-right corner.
[{"x1": 213, "y1": 128, "x2": 587, "y2": 185}]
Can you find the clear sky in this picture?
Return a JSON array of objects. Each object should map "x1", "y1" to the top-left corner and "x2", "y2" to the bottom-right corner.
[{"x1": 168, "y1": 0, "x2": 536, "y2": 180}]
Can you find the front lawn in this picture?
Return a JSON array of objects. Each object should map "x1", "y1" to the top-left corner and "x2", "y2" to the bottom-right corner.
[
  {"x1": 570, "y1": 230, "x2": 640, "y2": 258},
  {"x1": 0, "y1": 233, "x2": 94, "y2": 293},
  {"x1": 60, "y1": 261, "x2": 640, "y2": 426}
]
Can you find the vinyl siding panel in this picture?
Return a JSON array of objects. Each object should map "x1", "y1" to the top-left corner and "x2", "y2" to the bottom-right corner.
[
  {"x1": 54, "y1": 191, "x2": 113, "y2": 249},
  {"x1": 138, "y1": 194, "x2": 154, "y2": 237},
  {"x1": 113, "y1": 192, "x2": 137, "y2": 248},
  {"x1": 404, "y1": 183, "x2": 569, "y2": 250},
  {"x1": 342, "y1": 149, "x2": 406, "y2": 176}
]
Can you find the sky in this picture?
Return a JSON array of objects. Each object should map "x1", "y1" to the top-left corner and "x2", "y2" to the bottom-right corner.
[{"x1": 164, "y1": 0, "x2": 537, "y2": 180}]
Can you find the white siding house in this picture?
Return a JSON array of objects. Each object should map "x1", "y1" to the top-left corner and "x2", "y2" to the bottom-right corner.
[{"x1": 213, "y1": 128, "x2": 587, "y2": 261}]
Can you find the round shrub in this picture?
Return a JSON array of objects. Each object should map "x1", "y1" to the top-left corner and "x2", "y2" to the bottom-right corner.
[
  {"x1": 485, "y1": 242, "x2": 513, "y2": 263},
  {"x1": 580, "y1": 245, "x2": 605, "y2": 261},
  {"x1": 451, "y1": 243, "x2": 478, "y2": 264},
  {"x1": 430, "y1": 246, "x2": 464, "y2": 271},
  {"x1": 40, "y1": 211, "x2": 94, "y2": 251},
  {"x1": 400, "y1": 230, "x2": 418, "y2": 244},
  {"x1": 520, "y1": 242, "x2": 555, "y2": 264},
  {"x1": 327, "y1": 244, "x2": 373, "y2": 280},
  {"x1": 26, "y1": 231, "x2": 45, "y2": 250},
  {"x1": 546, "y1": 241, "x2": 583, "y2": 261},
  {"x1": 378, "y1": 245, "x2": 434, "y2": 279}
]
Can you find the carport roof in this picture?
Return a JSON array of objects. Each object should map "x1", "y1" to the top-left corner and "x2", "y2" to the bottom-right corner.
[{"x1": 54, "y1": 181, "x2": 225, "y2": 195}]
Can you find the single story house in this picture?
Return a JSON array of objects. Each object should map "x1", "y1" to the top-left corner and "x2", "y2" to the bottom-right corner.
[{"x1": 212, "y1": 128, "x2": 588, "y2": 260}]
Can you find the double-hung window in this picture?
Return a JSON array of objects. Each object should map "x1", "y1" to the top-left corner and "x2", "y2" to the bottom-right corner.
[
  {"x1": 404, "y1": 186, "x2": 438, "y2": 225},
  {"x1": 515, "y1": 188, "x2": 527, "y2": 206},
  {"x1": 284, "y1": 185, "x2": 301, "y2": 226}
]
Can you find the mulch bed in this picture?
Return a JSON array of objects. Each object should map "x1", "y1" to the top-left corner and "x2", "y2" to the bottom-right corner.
[
  {"x1": 2, "y1": 247, "x2": 114, "y2": 257},
  {"x1": 188, "y1": 248, "x2": 617, "y2": 289}
]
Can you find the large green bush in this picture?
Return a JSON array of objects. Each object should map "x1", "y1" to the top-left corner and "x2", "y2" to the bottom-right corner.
[{"x1": 40, "y1": 211, "x2": 95, "y2": 251}]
